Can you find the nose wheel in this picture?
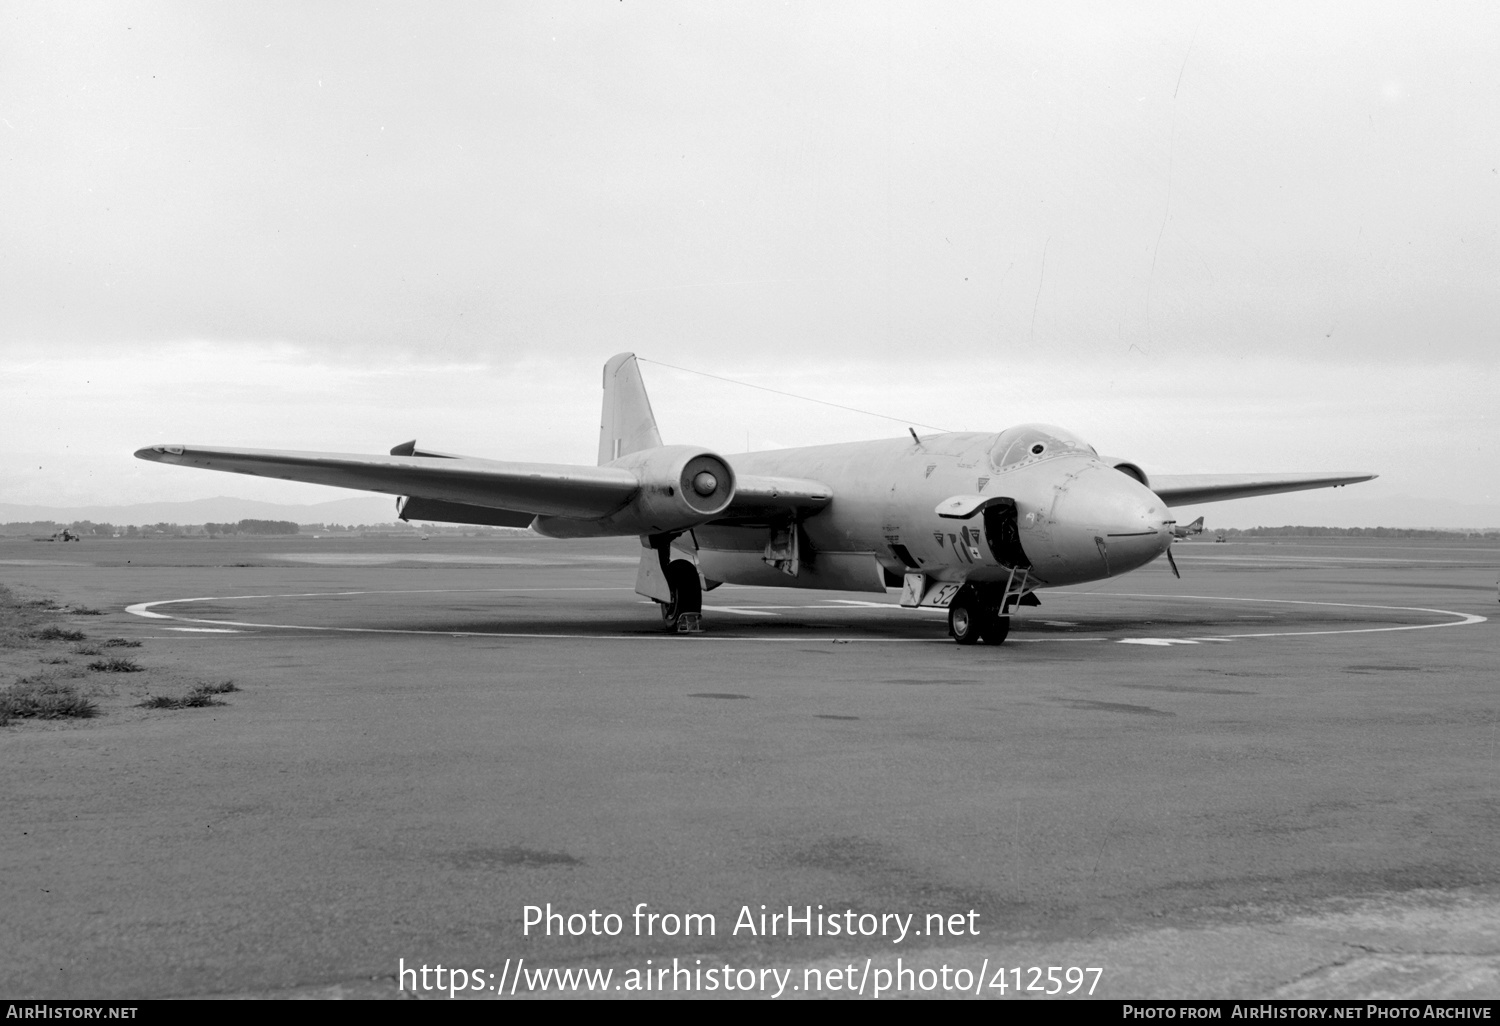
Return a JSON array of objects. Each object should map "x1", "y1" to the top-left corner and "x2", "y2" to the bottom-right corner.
[
  {"x1": 981, "y1": 611, "x2": 1010, "y2": 645},
  {"x1": 948, "y1": 595, "x2": 1011, "y2": 645},
  {"x1": 948, "y1": 595, "x2": 983, "y2": 644}
]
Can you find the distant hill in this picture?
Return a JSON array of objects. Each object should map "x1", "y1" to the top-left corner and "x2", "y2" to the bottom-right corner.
[
  {"x1": 0, "y1": 495, "x2": 402, "y2": 527},
  {"x1": 1163, "y1": 493, "x2": 1500, "y2": 533}
]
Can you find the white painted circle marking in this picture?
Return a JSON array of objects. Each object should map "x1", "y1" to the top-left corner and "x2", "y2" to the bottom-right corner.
[
  {"x1": 122, "y1": 588, "x2": 1486, "y2": 645},
  {"x1": 1089, "y1": 592, "x2": 1486, "y2": 642}
]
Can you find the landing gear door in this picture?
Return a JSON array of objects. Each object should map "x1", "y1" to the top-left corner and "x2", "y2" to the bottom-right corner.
[{"x1": 634, "y1": 538, "x2": 672, "y2": 602}]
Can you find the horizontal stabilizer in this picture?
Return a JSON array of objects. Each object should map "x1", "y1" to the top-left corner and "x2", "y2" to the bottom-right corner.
[
  {"x1": 389, "y1": 440, "x2": 461, "y2": 459},
  {"x1": 1151, "y1": 472, "x2": 1377, "y2": 507},
  {"x1": 135, "y1": 445, "x2": 639, "y2": 520}
]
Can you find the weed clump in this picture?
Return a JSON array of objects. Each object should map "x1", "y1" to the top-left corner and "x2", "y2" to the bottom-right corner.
[
  {"x1": 140, "y1": 693, "x2": 220, "y2": 709},
  {"x1": 88, "y1": 658, "x2": 143, "y2": 673},
  {"x1": 69, "y1": 607, "x2": 104, "y2": 616},
  {"x1": 0, "y1": 675, "x2": 98, "y2": 723},
  {"x1": 139, "y1": 680, "x2": 238, "y2": 710},
  {"x1": 102, "y1": 638, "x2": 141, "y2": 648},
  {"x1": 72, "y1": 644, "x2": 102, "y2": 656},
  {"x1": 35, "y1": 626, "x2": 87, "y2": 642}
]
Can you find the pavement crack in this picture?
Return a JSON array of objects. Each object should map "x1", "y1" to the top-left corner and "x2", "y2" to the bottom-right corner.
[{"x1": 1277, "y1": 953, "x2": 1359, "y2": 990}]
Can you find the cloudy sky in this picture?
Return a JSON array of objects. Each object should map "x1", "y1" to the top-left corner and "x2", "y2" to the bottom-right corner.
[{"x1": 4, "y1": 2, "x2": 1495, "y2": 526}]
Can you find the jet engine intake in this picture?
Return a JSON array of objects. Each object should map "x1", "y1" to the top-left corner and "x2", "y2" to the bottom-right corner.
[
  {"x1": 611, "y1": 445, "x2": 737, "y2": 533},
  {"x1": 1106, "y1": 460, "x2": 1151, "y2": 489}
]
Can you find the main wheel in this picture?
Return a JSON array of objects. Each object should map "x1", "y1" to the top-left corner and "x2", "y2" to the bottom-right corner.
[
  {"x1": 660, "y1": 559, "x2": 703, "y2": 629},
  {"x1": 948, "y1": 594, "x2": 983, "y2": 645},
  {"x1": 980, "y1": 611, "x2": 1010, "y2": 645}
]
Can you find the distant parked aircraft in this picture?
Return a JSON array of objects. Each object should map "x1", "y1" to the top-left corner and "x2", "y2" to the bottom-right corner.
[
  {"x1": 137, "y1": 354, "x2": 1374, "y2": 644},
  {"x1": 1172, "y1": 516, "x2": 1205, "y2": 539}
]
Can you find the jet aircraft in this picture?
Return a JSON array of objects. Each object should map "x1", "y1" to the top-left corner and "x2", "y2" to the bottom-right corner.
[{"x1": 136, "y1": 354, "x2": 1375, "y2": 644}]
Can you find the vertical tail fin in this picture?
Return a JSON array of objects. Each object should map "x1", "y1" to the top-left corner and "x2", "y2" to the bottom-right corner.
[{"x1": 598, "y1": 353, "x2": 664, "y2": 465}]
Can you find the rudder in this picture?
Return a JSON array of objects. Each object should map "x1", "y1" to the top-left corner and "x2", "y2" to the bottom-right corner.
[{"x1": 598, "y1": 353, "x2": 664, "y2": 465}]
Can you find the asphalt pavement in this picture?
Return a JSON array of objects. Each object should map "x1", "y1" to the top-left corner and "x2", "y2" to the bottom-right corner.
[{"x1": 2, "y1": 534, "x2": 1496, "y2": 999}]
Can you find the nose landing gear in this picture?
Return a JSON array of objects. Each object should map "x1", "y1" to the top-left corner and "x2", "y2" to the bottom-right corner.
[
  {"x1": 947, "y1": 567, "x2": 1031, "y2": 646},
  {"x1": 947, "y1": 592, "x2": 1010, "y2": 645}
]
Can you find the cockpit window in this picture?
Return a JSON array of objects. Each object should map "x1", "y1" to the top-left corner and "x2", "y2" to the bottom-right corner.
[{"x1": 990, "y1": 423, "x2": 1098, "y2": 469}]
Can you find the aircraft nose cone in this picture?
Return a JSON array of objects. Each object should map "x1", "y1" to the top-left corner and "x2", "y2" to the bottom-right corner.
[
  {"x1": 1094, "y1": 476, "x2": 1173, "y2": 572},
  {"x1": 1050, "y1": 463, "x2": 1173, "y2": 578}
]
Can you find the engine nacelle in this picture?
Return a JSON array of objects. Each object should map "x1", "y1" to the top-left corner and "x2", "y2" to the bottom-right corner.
[
  {"x1": 534, "y1": 445, "x2": 736, "y2": 537},
  {"x1": 619, "y1": 444, "x2": 736, "y2": 529}
]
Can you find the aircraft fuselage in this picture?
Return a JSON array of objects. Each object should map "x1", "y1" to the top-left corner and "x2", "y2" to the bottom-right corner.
[{"x1": 685, "y1": 427, "x2": 1174, "y2": 593}]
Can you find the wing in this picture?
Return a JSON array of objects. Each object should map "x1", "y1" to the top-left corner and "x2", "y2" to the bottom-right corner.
[
  {"x1": 134, "y1": 443, "x2": 832, "y2": 529},
  {"x1": 1149, "y1": 472, "x2": 1377, "y2": 507},
  {"x1": 134, "y1": 444, "x2": 640, "y2": 520}
]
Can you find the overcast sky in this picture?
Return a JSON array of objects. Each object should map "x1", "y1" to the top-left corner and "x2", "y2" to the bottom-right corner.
[{"x1": 4, "y1": 2, "x2": 1496, "y2": 526}]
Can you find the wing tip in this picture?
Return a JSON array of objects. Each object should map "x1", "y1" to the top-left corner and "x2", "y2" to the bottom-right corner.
[{"x1": 135, "y1": 444, "x2": 183, "y2": 462}]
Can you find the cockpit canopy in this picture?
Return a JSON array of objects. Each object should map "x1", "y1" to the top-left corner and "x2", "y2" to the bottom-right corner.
[{"x1": 990, "y1": 423, "x2": 1099, "y2": 470}]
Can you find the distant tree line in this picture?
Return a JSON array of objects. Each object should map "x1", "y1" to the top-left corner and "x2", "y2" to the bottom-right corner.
[
  {"x1": 1216, "y1": 526, "x2": 1499, "y2": 540},
  {"x1": 2, "y1": 519, "x2": 404, "y2": 536},
  {"x1": 204, "y1": 519, "x2": 301, "y2": 536},
  {"x1": 0, "y1": 520, "x2": 128, "y2": 537},
  {"x1": 3, "y1": 520, "x2": 1496, "y2": 541},
  {"x1": 3, "y1": 520, "x2": 1494, "y2": 541}
]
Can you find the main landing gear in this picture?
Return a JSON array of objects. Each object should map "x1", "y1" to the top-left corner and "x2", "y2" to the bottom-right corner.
[{"x1": 659, "y1": 559, "x2": 703, "y2": 633}]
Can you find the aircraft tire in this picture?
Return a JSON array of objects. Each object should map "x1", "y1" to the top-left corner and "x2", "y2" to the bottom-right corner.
[
  {"x1": 980, "y1": 612, "x2": 1010, "y2": 645},
  {"x1": 661, "y1": 559, "x2": 702, "y2": 629},
  {"x1": 948, "y1": 595, "x2": 983, "y2": 645}
]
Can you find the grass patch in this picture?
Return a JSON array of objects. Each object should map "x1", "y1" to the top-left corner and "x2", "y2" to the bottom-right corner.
[
  {"x1": 102, "y1": 638, "x2": 141, "y2": 648},
  {"x1": 1, "y1": 586, "x2": 49, "y2": 648},
  {"x1": 0, "y1": 675, "x2": 98, "y2": 722},
  {"x1": 140, "y1": 692, "x2": 224, "y2": 709},
  {"x1": 39, "y1": 657, "x2": 70, "y2": 665},
  {"x1": 34, "y1": 626, "x2": 87, "y2": 642},
  {"x1": 72, "y1": 644, "x2": 102, "y2": 655},
  {"x1": 88, "y1": 658, "x2": 143, "y2": 673},
  {"x1": 139, "y1": 680, "x2": 238, "y2": 710},
  {"x1": 68, "y1": 607, "x2": 104, "y2": 616}
]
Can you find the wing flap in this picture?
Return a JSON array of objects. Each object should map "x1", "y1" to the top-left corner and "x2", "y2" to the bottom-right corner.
[
  {"x1": 135, "y1": 445, "x2": 639, "y2": 519},
  {"x1": 397, "y1": 496, "x2": 537, "y2": 528},
  {"x1": 1151, "y1": 472, "x2": 1377, "y2": 507}
]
